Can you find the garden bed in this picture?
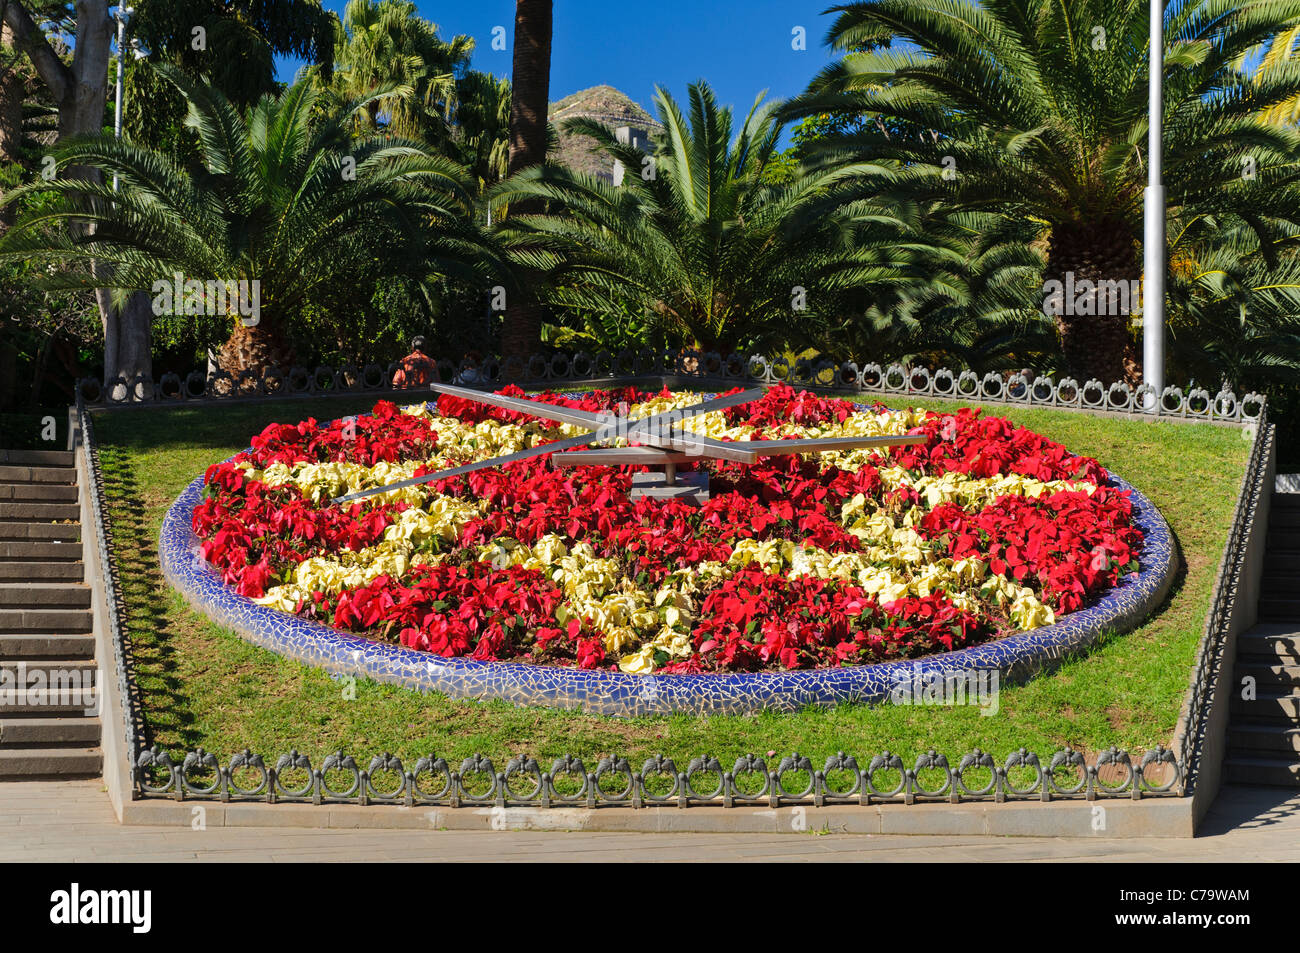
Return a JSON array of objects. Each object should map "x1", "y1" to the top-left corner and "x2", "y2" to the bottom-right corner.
[
  {"x1": 94, "y1": 393, "x2": 1249, "y2": 767},
  {"x1": 158, "y1": 388, "x2": 1175, "y2": 714}
]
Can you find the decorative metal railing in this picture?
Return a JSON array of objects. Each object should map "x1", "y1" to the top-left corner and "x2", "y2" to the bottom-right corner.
[
  {"x1": 1173, "y1": 408, "x2": 1275, "y2": 791},
  {"x1": 74, "y1": 398, "x2": 143, "y2": 770},
  {"x1": 77, "y1": 350, "x2": 1265, "y2": 423},
  {"x1": 69, "y1": 353, "x2": 1274, "y2": 811},
  {"x1": 131, "y1": 744, "x2": 1181, "y2": 807}
]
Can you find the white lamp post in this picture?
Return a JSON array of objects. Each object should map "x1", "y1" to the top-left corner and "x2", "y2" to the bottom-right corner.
[
  {"x1": 111, "y1": 5, "x2": 135, "y2": 193},
  {"x1": 1142, "y1": 0, "x2": 1165, "y2": 408}
]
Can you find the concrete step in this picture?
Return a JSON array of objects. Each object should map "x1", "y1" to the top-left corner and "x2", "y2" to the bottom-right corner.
[
  {"x1": 1235, "y1": 662, "x2": 1300, "y2": 691},
  {"x1": 1259, "y1": 598, "x2": 1300, "y2": 621},
  {"x1": 0, "y1": 584, "x2": 89, "y2": 609},
  {"x1": 0, "y1": 659, "x2": 97, "y2": 682},
  {"x1": 1231, "y1": 689, "x2": 1300, "y2": 721},
  {"x1": 0, "y1": 695, "x2": 99, "y2": 716},
  {"x1": 0, "y1": 540, "x2": 83, "y2": 562},
  {"x1": 0, "y1": 608, "x2": 91, "y2": 633},
  {"x1": 1228, "y1": 724, "x2": 1300, "y2": 755},
  {"x1": 0, "y1": 501, "x2": 80, "y2": 522},
  {"x1": 1273, "y1": 493, "x2": 1300, "y2": 509},
  {"x1": 0, "y1": 465, "x2": 74, "y2": 485},
  {"x1": 0, "y1": 635, "x2": 95, "y2": 660},
  {"x1": 1267, "y1": 533, "x2": 1300, "y2": 552},
  {"x1": 1261, "y1": 573, "x2": 1298, "y2": 594},
  {"x1": 1268, "y1": 508, "x2": 1300, "y2": 529},
  {"x1": 0, "y1": 483, "x2": 77, "y2": 502},
  {"x1": 1223, "y1": 756, "x2": 1300, "y2": 787},
  {"x1": 0, "y1": 716, "x2": 100, "y2": 747},
  {"x1": 1238, "y1": 623, "x2": 1300, "y2": 660},
  {"x1": 0, "y1": 562, "x2": 83, "y2": 582},
  {"x1": 1269, "y1": 536, "x2": 1299, "y2": 550},
  {"x1": 0, "y1": 450, "x2": 73, "y2": 467},
  {"x1": 0, "y1": 747, "x2": 100, "y2": 779},
  {"x1": 0, "y1": 523, "x2": 80, "y2": 542},
  {"x1": 1265, "y1": 553, "x2": 1300, "y2": 573}
]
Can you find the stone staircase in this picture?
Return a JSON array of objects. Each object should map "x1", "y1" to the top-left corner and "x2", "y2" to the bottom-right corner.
[
  {"x1": 0, "y1": 449, "x2": 102, "y2": 779},
  {"x1": 1226, "y1": 491, "x2": 1300, "y2": 785}
]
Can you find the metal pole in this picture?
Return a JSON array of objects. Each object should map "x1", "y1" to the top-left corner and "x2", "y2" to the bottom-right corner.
[
  {"x1": 1142, "y1": 0, "x2": 1165, "y2": 409},
  {"x1": 112, "y1": 7, "x2": 130, "y2": 193}
]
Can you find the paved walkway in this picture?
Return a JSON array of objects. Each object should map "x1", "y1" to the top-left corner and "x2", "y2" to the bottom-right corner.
[{"x1": 1, "y1": 781, "x2": 1298, "y2": 861}]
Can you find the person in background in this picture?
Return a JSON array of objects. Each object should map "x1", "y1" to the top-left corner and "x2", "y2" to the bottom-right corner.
[
  {"x1": 454, "y1": 350, "x2": 486, "y2": 385},
  {"x1": 391, "y1": 336, "x2": 435, "y2": 389}
]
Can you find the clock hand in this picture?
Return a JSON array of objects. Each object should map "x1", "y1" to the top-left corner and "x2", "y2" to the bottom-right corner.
[
  {"x1": 331, "y1": 429, "x2": 602, "y2": 504},
  {"x1": 330, "y1": 386, "x2": 765, "y2": 504}
]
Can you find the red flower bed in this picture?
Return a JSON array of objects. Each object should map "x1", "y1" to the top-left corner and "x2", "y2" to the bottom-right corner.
[
  {"x1": 190, "y1": 386, "x2": 1144, "y2": 673},
  {"x1": 915, "y1": 488, "x2": 1142, "y2": 613}
]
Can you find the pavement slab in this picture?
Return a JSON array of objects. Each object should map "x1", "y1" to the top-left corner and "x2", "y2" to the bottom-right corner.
[{"x1": 0, "y1": 779, "x2": 1297, "y2": 861}]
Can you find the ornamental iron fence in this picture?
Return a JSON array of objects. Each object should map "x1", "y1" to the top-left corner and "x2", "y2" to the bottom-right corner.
[
  {"x1": 131, "y1": 743, "x2": 1181, "y2": 807},
  {"x1": 69, "y1": 354, "x2": 1274, "y2": 810},
  {"x1": 77, "y1": 350, "x2": 1265, "y2": 424},
  {"x1": 1174, "y1": 407, "x2": 1275, "y2": 792},
  {"x1": 75, "y1": 404, "x2": 143, "y2": 771}
]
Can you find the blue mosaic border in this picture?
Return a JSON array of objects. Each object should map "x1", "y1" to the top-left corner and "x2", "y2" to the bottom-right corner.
[{"x1": 158, "y1": 405, "x2": 1178, "y2": 716}]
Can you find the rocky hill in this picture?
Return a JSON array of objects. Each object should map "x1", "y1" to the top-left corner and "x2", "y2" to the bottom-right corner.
[{"x1": 549, "y1": 85, "x2": 660, "y2": 181}]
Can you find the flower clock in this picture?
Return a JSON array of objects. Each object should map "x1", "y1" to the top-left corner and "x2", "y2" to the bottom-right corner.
[{"x1": 189, "y1": 385, "x2": 1146, "y2": 678}]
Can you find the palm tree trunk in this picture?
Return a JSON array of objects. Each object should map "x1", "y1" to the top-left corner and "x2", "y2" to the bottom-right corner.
[
  {"x1": 215, "y1": 318, "x2": 294, "y2": 378},
  {"x1": 1046, "y1": 218, "x2": 1140, "y2": 385},
  {"x1": 501, "y1": 0, "x2": 552, "y2": 365}
]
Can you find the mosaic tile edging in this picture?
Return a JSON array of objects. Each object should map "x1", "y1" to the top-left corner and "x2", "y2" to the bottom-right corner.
[{"x1": 158, "y1": 412, "x2": 1177, "y2": 717}]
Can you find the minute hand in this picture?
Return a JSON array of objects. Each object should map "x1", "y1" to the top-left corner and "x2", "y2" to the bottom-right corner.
[
  {"x1": 331, "y1": 387, "x2": 765, "y2": 504},
  {"x1": 616, "y1": 387, "x2": 764, "y2": 443}
]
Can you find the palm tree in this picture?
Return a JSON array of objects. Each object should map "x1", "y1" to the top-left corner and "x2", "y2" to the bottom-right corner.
[
  {"x1": 1164, "y1": 220, "x2": 1300, "y2": 386},
  {"x1": 0, "y1": 64, "x2": 489, "y2": 376},
  {"x1": 501, "y1": 0, "x2": 553, "y2": 362},
  {"x1": 1253, "y1": 25, "x2": 1300, "y2": 126},
  {"x1": 823, "y1": 210, "x2": 1058, "y2": 371},
  {"x1": 454, "y1": 70, "x2": 512, "y2": 200},
  {"x1": 327, "y1": 0, "x2": 473, "y2": 144},
  {"x1": 127, "y1": 0, "x2": 335, "y2": 113},
  {"x1": 491, "y1": 81, "x2": 922, "y2": 355},
  {"x1": 787, "y1": 0, "x2": 1300, "y2": 384}
]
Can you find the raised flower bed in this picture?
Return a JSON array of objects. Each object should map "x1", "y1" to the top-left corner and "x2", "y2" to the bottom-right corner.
[{"x1": 159, "y1": 386, "x2": 1175, "y2": 714}]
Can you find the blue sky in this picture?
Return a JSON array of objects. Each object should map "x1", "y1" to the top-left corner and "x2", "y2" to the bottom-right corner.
[{"x1": 278, "y1": 1, "x2": 843, "y2": 113}]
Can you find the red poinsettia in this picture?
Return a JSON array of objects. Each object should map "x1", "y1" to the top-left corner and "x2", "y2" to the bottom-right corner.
[{"x1": 192, "y1": 389, "x2": 1144, "y2": 672}]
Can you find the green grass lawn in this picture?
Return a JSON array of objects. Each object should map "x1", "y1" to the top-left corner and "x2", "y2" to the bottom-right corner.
[{"x1": 92, "y1": 391, "x2": 1250, "y2": 772}]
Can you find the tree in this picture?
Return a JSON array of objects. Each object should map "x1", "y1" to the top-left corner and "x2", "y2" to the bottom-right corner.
[
  {"x1": 1167, "y1": 238, "x2": 1300, "y2": 392},
  {"x1": 0, "y1": 65, "x2": 493, "y2": 377},
  {"x1": 0, "y1": 20, "x2": 39, "y2": 167},
  {"x1": 0, "y1": 1, "x2": 155, "y2": 389},
  {"x1": 130, "y1": 0, "x2": 334, "y2": 111},
  {"x1": 1, "y1": 1, "x2": 111, "y2": 142},
  {"x1": 454, "y1": 69, "x2": 511, "y2": 198},
  {"x1": 818, "y1": 210, "x2": 1057, "y2": 371},
  {"x1": 124, "y1": 0, "x2": 335, "y2": 158},
  {"x1": 325, "y1": 0, "x2": 471, "y2": 143},
  {"x1": 1, "y1": 14, "x2": 58, "y2": 203},
  {"x1": 787, "y1": 0, "x2": 1300, "y2": 384},
  {"x1": 492, "y1": 82, "x2": 920, "y2": 355},
  {"x1": 500, "y1": 0, "x2": 552, "y2": 362},
  {"x1": 2, "y1": 2, "x2": 340, "y2": 392}
]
